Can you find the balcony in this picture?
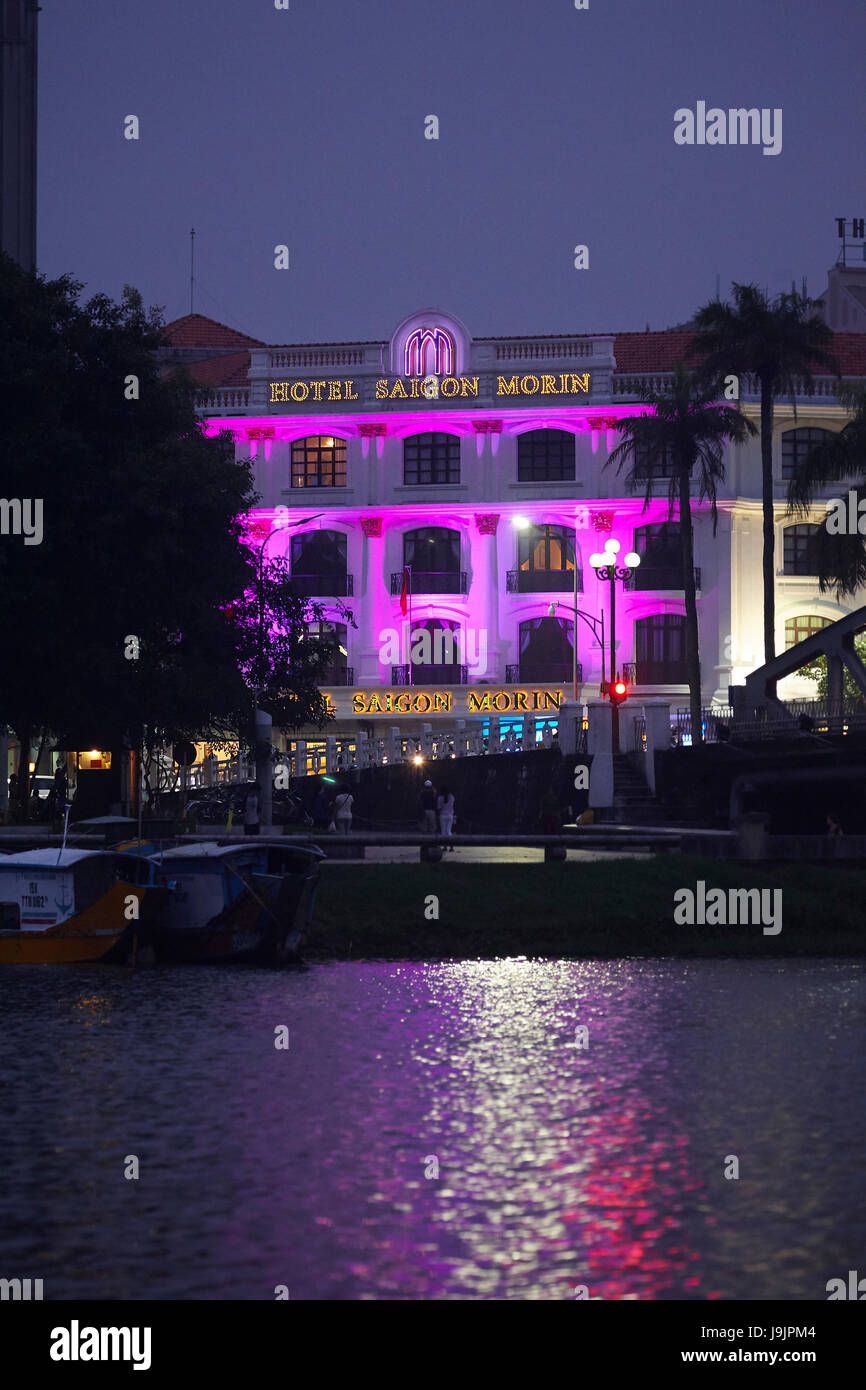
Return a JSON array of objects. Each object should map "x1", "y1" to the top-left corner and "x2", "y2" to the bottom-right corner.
[
  {"x1": 392, "y1": 664, "x2": 468, "y2": 686},
  {"x1": 506, "y1": 569, "x2": 584, "y2": 594},
  {"x1": 506, "y1": 662, "x2": 582, "y2": 684},
  {"x1": 290, "y1": 573, "x2": 354, "y2": 597},
  {"x1": 631, "y1": 565, "x2": 701, "y2": 592},
  {"x1": 630, "y1": 661, "x2": 688, "y2": 685},
  {"x1": 319, "y1": 667, "x2": 354, "y2": 687},
  {"x1": 390, "y1": 571, "x2": 469, "y2": 596}
]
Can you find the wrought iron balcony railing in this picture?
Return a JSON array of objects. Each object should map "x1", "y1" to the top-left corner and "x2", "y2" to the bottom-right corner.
[
  {"x1": 391, "y1": 664, "x2": 468, "y2": 686},
  {"x1": 631, "y1": 565, "x2": 701, "y2": 592},
  {"x1": 319, "y1": 667, "x2": 354, "y2": 687},
  {"x1": 506, "y1": 662, "x2": 583, "y2": 684},
  {"x1": 506, "y1": 569, "x2": 583, "y2": 594},
  {"x1": 500, "y1": 661, "x2": 583, "y2": 683},
  {"x1": 629, "y1": 661, "x2": 688, "y2": 685},
  {"x1": 290, "y1": 573, "x2": 354, "y2": 597},
  {"x1": 390, "y1": 571, "x2": 469, "y2": 596}
]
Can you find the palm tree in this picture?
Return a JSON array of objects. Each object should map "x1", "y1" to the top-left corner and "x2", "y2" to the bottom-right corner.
[
  {"x1": 690, "y1": 284, "x2": 838, "y2": 675},
  {"x1": 606, "y1": 362, "x2": 756, "y2": 744},
  {"x1": 787, "y1": 382, "x2": 866, "y2": 597}
]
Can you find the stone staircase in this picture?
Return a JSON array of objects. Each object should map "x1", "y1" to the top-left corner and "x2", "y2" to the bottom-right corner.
[{"x1": 611, "y1": 753, "x2": 667, "y2": 825}]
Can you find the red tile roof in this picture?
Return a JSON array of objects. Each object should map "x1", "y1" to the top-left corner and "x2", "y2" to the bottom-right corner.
[
  {"x1": 612, "y1": 329, "x2": 866, "y2": 376},
  {"x1": 183, "y1": 352, "x2": 251, "y2": 388},
  {"x1": 613, "y1": 331, "x2": 698, "y2": 371},
  {"x1": 161, "y1": 313, "x2": 264, "y2": 349}
]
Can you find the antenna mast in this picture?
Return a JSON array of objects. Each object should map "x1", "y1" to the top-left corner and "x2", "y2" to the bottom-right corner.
[{"x1": 189, "y1": 227, "x2": 195, "y2": 315}]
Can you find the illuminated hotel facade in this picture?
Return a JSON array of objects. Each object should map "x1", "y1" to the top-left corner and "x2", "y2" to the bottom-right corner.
[{"x1": 161, "y1": 306, "x2": 866, "y2": 748}]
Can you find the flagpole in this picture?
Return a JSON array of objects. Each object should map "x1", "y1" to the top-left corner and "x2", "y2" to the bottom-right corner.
[{"x1": 408, "y1": 565, "x2": 413, "y2": 686}]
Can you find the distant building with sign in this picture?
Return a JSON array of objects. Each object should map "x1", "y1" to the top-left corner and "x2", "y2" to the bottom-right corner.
[{"x1": 159, "y1": 306, "x2": 866, "y2": 756}]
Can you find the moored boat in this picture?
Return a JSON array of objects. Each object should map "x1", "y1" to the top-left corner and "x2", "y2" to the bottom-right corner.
[
  {"x1": 0, "y1": 849, "x2": 167, "y2": 965},
  {"x1": 148, "y1": 840, "x2": 324, "y2": 965}
]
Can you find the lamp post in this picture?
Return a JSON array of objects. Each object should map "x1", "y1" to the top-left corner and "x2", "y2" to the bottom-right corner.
[
  {"x1": 512, "y1": 517, "x2": 604, "y2": 702},
  {"x1": 589, "y1": 538, "x2": 640, "y2": 753}
]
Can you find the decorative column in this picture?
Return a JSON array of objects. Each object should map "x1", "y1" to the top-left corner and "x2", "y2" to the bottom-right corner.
[
  {"x1": 473, "y1": 512, "x2": 501, "y2": 680},
  {"x1": 642, "y1": 699, "x2": 671, "y2": 795},
  {"x1": 358, "y1": 515, "x2": 385, "y2": 682},
  {"x1": 325, "y1": 736, "x2": 337, "y2": 774},
  {"x1": 358, "y1": 422, "x2": 387, "y2": 461}
]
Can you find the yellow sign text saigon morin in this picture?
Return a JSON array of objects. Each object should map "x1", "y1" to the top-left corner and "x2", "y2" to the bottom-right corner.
[
  {"x1": 270, "y1": 374, "x2": 591, "y2": 404},
  {"x1": 351, "y1": 688, "x2": 564, "y2": 716}
]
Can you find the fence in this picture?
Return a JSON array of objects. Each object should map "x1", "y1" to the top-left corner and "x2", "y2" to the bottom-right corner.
[
  {"x1": 673, "y1": 700, "x2": 866, "y2": 745},
  {"x1": 286, "y1": 718, "x2": 568, "y2": 777}
]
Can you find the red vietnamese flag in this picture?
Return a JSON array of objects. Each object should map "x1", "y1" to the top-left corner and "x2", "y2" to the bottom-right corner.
[{"x1": 400, "y1": 567, "x2": 408, "y2": 616}]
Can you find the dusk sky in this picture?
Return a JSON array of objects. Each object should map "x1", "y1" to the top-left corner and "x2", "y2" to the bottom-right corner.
[{"x1": 38, "y1": 0, "x2": 866, "y2": 344}]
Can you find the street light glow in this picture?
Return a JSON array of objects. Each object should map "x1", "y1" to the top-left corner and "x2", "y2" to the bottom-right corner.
[
  {"x1": 512, "y1": 515, "x2": 531, "y2": 529},
  {"x1": 589, "y1": 553, "x2": 604, "y2": 568},
  {"x1": 624, "y1": 551, "x2": 641, "y2": 568},
  {"x1": 604, "y1": 539, "x2": 621, "y2": 555}
]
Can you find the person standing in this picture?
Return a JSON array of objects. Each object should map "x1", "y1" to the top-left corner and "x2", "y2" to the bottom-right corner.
[
  {"x1": 418, "y1": 780, "x2": 437, "y2": 833},
  {"x1": 333, "y1": 785, "x2": 354, "y2": 834},
  {"x1": 313, "y1": 783, "x2": 333, "y2": 830},
  {"x1": 437, "y1": 785, "x2": 456, "y2": 849},
  {"x1": 243, "y1": 782, "x2": 261, "y2": 836}
]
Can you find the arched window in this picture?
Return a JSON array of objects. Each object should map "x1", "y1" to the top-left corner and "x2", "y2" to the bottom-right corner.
[
  {"x1": 785, "y1": 614, "x2": 832, "y2": 650},
  {"x1": 634, "y1": 614, "x2": 687, "y2": 684},
  {"x1": 517, "y1": 430, "x2": 575, "y2": 483},
  {"x1": 633, "y1": 522, "x2": 682, "y2": 589},
  {"x1": 400, "y1": 527, "x2": 465, "y2": 594},
  {"x1": 291, "y1": 436, "x2": 347, "y2": 488},
  {"x1": 511, "y1": 524, "x2": 580, "y2": 592},
  {"x1": 518, "y1": 616, "x2": 574, "y2": 683},
  {"x1": 783, "y1": 524, "x2": 821, "y2": 576},
  {"x1": 290, "y1": 530, "x2": 352, "y2": 596},
  {"x1": 397, "y1": 619, "x2": 465, "y2": 685},
  {"x1": 781, "y1": 428, "x2": 834, "y2": 482},
  {"x1": 403, "y1": 433, "x2": 461, "y2": 486},
  {"x1": 305, "y1": 621, "x2": 351, "y2": 685}
]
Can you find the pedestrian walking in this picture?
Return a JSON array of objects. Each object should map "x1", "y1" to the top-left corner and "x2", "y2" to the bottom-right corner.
[
  {"x1": 437, "y1": 785, "x2": 456, "y2": 849},
  {"x1": 313, "y1": 784, "x2": 333, "y2": 830},
  {"x1": 418, "y1": 780, "x2": 437, "y2": 833},
  {"x1": 332, "y1": 785, "x2": 353, "y2": 833},
  {"x1": 243, "y1": 782, "x2": 261, "y2": 836}
]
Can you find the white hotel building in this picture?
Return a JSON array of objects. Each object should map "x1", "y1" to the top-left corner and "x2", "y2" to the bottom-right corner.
[{"x1": 161, "y1": 293, "x2": 866, "y2": 751}]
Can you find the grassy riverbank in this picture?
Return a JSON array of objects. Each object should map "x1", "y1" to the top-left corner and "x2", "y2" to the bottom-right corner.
[{"x1": 309, "y1": 856, "x2": 866, "y2": 959}]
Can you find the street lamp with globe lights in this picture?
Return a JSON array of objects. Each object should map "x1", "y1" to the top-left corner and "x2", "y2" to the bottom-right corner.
[{"x1": 588, "y1": 538, "x2": 640, "y2": 751}]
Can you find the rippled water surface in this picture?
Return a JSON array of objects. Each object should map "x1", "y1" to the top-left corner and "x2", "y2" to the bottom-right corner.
[{"x1": 1, "y1": 958, "x2": 864, "y2": 1299}]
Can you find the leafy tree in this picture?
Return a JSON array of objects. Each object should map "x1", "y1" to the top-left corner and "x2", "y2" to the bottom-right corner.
[
  {"x1": 690, "y1": 284, "x2": 838, "y2": 674},
  {"x1": 786, "y1": 383, "x2": 866, "y2": 596},
  {"x1": 797, "y1": 632, "x2": 866, "y2": 704},
  {"x1": 606, "y1": 363, "x2": 756, "y2": 744},
  {"x1": 0, "y1": 252, "x2": 339, "y2": 811}
]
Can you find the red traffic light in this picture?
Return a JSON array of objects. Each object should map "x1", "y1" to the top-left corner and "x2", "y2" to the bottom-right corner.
[{"x1": 609, "y1": 678, "x2": 628, "y2": 706}]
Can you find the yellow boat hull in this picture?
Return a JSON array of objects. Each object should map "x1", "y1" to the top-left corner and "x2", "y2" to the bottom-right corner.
[{"x1": 0, "y1": 883, "x2": 164, "y2": 965}]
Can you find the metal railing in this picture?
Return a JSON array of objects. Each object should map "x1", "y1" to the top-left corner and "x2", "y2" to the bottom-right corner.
[
  {"x1": 391, "y1": 665, "x2": 469, "y2": 686},
  {"x1": 505, "y1": 662, "x2": 583, "y2": 684},
  {"x1": 506, "y1": 569, "x2": 584, "y2": 593},
  {"x1": 291, "y1": 573, "x2": 354, "y2": 597},
  {"x1": 674, "y1": 699, "x2": 866, "y2": 744},
  {"x1": 320, "y1": 667, "x2": 354, "y2": 687},
  {"x1": 390, "y1": 571, "x2": 469, "y2": 596},
  {"x1": 631, "y1": 566, "x2": 701, "y2": 592}
]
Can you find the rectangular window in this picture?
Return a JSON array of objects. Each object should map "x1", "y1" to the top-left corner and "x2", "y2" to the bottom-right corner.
[{"x1": 291, "y1": 436, "x2": 347, "y2": 488}]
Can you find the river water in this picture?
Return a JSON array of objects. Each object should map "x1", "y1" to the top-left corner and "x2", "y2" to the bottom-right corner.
[{"x1": 0, "y1": 958, "x2": 863, "y2": 1300}]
